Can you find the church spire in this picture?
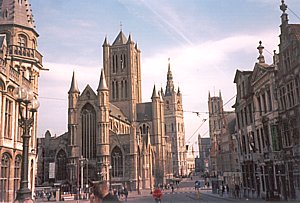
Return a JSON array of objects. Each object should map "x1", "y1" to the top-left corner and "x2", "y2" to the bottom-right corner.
[
  {"x1": 165, "y1": 58, "x2": 175, "y2": 96},
  {"x1": 68, "y1": 71, "x2": 80, "y2": 94},
  {"x1": 151, "y1": 84, "x2": 159, "y2": 99},
  {"x1": 97, "y1": 69, "x2": 108, "y2": 91},
  {"x1": 0, "y1": 0, "x2": 36, "y2": 30},
  {"x1": 257, "y1": 41, "x2": 265, "y2": 63},
  {"x1": 103, "y1": 35, "x2": 109, "y2": 46}
]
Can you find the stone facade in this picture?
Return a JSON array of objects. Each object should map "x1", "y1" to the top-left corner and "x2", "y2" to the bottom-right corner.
[
  {"x1": 0, "y1": 0, "x2": 43, "y2": 202},
  {"x1": 197, "y1": 136, "x2": 211, "y2": 175},
  {"x1": 37, "y1": 31, "x2": 186, "y2": 192},
  {"x1": 232, "y1": 1, "x2": 300, "y2": 200}
]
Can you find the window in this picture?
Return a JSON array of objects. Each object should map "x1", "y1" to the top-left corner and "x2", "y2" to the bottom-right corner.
[
  {"x1": 111, "y1": 147, "x2": 123, "y2": 177},
  {"x1": 112, "y1": 81, "x2": 115, "y2": 99},
  {"x1": 295, "y1": 77, "x2": 300, "y2": 103},
  {"x1": 0, "y1": 153, "x2": 10, "y2": 202},
  {"x1": 4, "y1": 99, "x2": 13, "y2": 138},
  {"x1": 81, "y1": 103, "x2": 96, "y2": 159},
  {"x1": 267, "y1": 89, "x2": 272, "y2": 111},
  {"x1": 17, "y1": 34, "x2": 27, "y2": 47},
  {"x1": 287, "y1": 81, "x2": 295, "y2": 107},
  {"x1": 14, "y1": 155, "x2": 21, "y2": 199},
  {"x1": 56, "y1": 150, "x2": 67, "y2": 181}
]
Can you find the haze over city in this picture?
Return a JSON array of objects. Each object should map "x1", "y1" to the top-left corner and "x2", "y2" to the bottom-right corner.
[{"x1": 33, "y1": 0, "x2": 300, "y2": 149}]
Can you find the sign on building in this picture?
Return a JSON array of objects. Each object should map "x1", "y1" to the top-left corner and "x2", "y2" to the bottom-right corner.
[{"x1": 49, "y1": 162, "x2": 55, "y2": 179}]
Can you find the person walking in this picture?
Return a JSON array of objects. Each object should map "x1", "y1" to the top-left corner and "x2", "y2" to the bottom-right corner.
[{"x1": 123, "y1": 188, "x2": 128, "y2": 202}]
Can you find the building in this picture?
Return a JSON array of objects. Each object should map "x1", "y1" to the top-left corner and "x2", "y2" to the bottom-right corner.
[
  {"x1": 0, "y1": 0, "x2": 44, "y2": 201},
  {"x1": 208, "y1": 91, "x2": 240, "y2": 189},
  {"x1": 185, "y1": 144, "x2": 195, "y2": 176},
  {"x1": 37, "y1": 31, "x2": 187, "y2": 192},
  {"x1": 232, "y1": 1, "x2": 300, "y2": 200},
  {"x1": 276, "y1": 0, "x2": 300, "y2": 199},
  {"x1": 197, "y1": 135, "x2": 211, "y2": 176}
]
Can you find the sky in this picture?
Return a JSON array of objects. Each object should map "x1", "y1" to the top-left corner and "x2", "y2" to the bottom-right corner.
[{"x1": 31, "y1": 0, "x2": 300, "y2": 152}]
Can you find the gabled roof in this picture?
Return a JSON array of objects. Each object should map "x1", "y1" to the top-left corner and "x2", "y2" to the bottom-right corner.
[
  {"x1": 78, "y1": 85, "x2": 96, "y2": 101},
  {"x1": 233, "y1": 69, "x2": 252, "y2": 83},
  {"x1": 0, "y1": 0, "x2": 35, "y2": 30},
  {"x1": 112, "y1": 31, "x2": 128, "y2": 45}
]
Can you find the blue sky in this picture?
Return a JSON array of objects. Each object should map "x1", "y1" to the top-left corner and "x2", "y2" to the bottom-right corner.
[{"x1": 31, "y1": 0, "x2": 300, "y2": 151}]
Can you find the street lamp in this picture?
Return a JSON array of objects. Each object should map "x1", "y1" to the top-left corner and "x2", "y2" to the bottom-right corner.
[{"x1": 14, "y1": 86, "x2": 39, "y2": 202}]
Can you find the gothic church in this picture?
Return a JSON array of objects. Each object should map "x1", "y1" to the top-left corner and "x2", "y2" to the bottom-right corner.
[{"x1": 39, "y1": 31, "x2": 187, "y2": 191}]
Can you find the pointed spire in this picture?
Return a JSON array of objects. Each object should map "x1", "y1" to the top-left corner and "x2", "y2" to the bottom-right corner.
[
  {"x1": 257, "y1": 41, "x2": 265, "y2": 63},
  {"x1": 165, "y1": 58, "x2": 175, "y2": 96},
  {"x1": 103, "y1": 35, "x2": 109, "y2": 46},
  {"x1": 68, "y1": 71, "x2": 80, "y2": 94},
  {"x1": 135, "y1": 42, "x2": 138, "y2": 49},
  {"x1": 208, "y1": 91, "x2": 211, "y2": 99},
  {"x1": 127, "y1": 33, "x2": 134, "y2": 44},
  {"x1": 177, "y1": 86, "x2": 181, "y2": 96},
  {"x1": 0, "y1": 0, "x2": 35, "y2": 30},
  {"x1": 97, "y1": 69, "x2": 108, "y2": 91},
  {"x1": 151, "y1": 84, "x2": 159, "y2": 99},
  {"x1": 219, "y1": 90, "x2": 222, "y2": 98}
]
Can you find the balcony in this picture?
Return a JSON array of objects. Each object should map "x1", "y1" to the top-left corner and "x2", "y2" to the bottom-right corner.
[{"x1": 8, "y1": 45, "x2": 43, "y2": 65}]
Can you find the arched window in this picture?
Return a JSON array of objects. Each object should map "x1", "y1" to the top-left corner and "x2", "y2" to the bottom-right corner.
[
  {"x1": 81, "y1": 103, "x2": 96, "y2": 159},
  {"x1": 17, "y1": 34, "x2": 27, "y2": 47},
  {"x1": 14, "y1": 155, "x2": 21, "y2": 199},
  {"x1": 115, "y1": 81, "x2": 119, "y2": 99},
  {"x1": 121, "y1": 81, "x2": 124, "y2": 98},
  {"x1": 56, "y1": 150, "x2": 67, "y2": 181},
  {"x1": 0, "y1": 153, "x2": 10, "y2": 202},
  {"x1": 111, "y1": 146, "x2": 123, "y2": 177},
  {"x1": 125, "y1": 80, "x2": 128, "y2": 98},
  {"x1": 112, "y1": 81, "x2": 115, "y2": 99}
]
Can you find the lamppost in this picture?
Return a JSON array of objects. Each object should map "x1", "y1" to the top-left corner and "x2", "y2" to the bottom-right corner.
[
  {"x1": 109, "y1": 165, "x2": 112, "y2": 191},
  {"x1": 14, "y1": 86, "x2": 39, "y2": 202}
]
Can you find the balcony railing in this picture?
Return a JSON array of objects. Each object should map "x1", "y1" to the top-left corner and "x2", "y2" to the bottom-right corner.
[{"x1": 8, "y1": 45, "x2": 43, "y2": 64}]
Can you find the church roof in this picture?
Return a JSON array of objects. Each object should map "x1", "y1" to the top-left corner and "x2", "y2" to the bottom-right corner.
[
  {"x1": 136, "y1": 103, "x2": 153, "y2": 121},
  {"x1": 109, "y1": 103, "x2": 127, "y2": 121},
  {"x1": 112, "y1": 31, "x2": 128, "y2": 45},
  {"x1": 0, "y1": 0, "x2": 35, "y2": 30}
]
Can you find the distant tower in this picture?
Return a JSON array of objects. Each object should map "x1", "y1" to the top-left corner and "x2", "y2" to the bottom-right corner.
[
  {"x1": 163, "y1": 59, "x2": 186, "y2": 176},
  {"x1": 208, "y1": 90, "x2": 223, "y2": 176}
]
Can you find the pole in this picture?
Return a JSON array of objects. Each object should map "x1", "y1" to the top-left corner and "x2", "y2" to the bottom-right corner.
[
  {"x1": 16, "y1": 102, "x2": 35, "y2": 201},
  {"x1": 81, "y1": 156, "x2": 84, "y2": 198}
]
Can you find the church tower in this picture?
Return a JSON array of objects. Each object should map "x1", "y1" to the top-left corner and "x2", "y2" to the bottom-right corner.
[
  {"x1": 163, "y1": 59, "x2": 186, "y2": 176},
  {"x1": 102, "y1": 31, "x2": 141, "y2": 122},
  {"x1": 0, "y1": 0, "x2": 44, "y2": 201},
  {"x1": 208, "y1": 90, "x2": 224, "y2": 177}
]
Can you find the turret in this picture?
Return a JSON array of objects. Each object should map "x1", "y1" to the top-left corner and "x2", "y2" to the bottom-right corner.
[
  {"x1": 68, "y1": 71, "x2": 80, "y2": 109},
  {"x1": 102, "y1": 35, "x2": 110, "y2": 85}
]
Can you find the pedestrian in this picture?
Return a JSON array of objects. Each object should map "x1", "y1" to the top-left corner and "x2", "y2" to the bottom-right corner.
[
  {"x1": 123, "y1": 187, "x2": 128, "y2": 202},
  {"x1": 226, "y1": 184, "x2": 229, "y2": 194},
  {"x1": 221, "y1": 185, "x2": 225, "y2": 196},
  {"x1": 117, "y1": 189, "x2": 121, "y2": 199},
  {"x1": 171, "y1": 185, "x2": 174, "y2": 193},
  {"x1": 92, "y1": 181, "x2": 120, "y2": 202},
  {"x1": 152, "y1": 186, "x2": 162, "y2": 203}
]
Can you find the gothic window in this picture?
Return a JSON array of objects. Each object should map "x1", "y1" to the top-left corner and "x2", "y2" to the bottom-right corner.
[
  {"x1": 56, "y1": 150, "x2": 67, "y2": 181},
  {"x1": 166, "y1": 100, "x2": 170, "y2": 110},
  {"x1": 17, "y1": 34, "x2": 27, "y2": 47},
  {"x1": 121, "y1": 81, "x2": 124, "y2": 98},
  {"x1": 282, "y1": 122, "x2": 291, "y2": 147},
  {"x1": 0, "y1": 153, "x2": 10, "y2": 202},
  {"x1": 4, "y1": 99, "x2": 12, "y2": 138},
  {"x1": 287, "y1": 81, "x2": 295, "y2": 108},
  {"x1": 112, "y1": 81, "x2": 115, "y2": 99},
  {"x1": 116, "y1": 55, "x2": 118, "y2": 73},
  {"x1": 262, "y1": 93, "x2": 267, "y2": 113},
  {"x1": 111, "y1": 146, "x2": 123, "y2": 177},
  {"x1": 124, "y1": 80, "x2": 128, "y2": 98},
  {"x1": 115, "y1": 81, "x2": 119, "y2": 99},
  {"x1": 14, "y1": 155, "x2": 21, "y2": 199},
  {"x1": 257, "y1": 95, "x2": 262, "y2": 116},
  {"x1": 295, "y1": 77, "x2": 299, "y2": 103},
  {"x1": 112, "y1": 55, "x2": 116, "y2": 73},
  {"x1": 81, "y1": 103, "x2": 96, "y2": 159}
]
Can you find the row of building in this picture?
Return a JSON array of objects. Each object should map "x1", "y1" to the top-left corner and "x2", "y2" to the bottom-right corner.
[{"x1": 206, "y1": 1, "x2": 300, "y2": 201}]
